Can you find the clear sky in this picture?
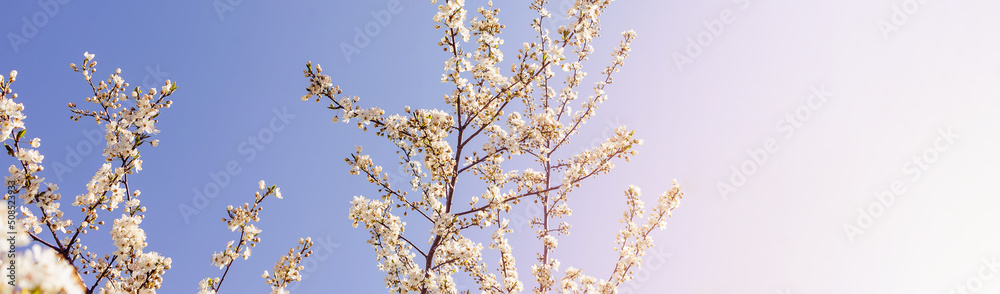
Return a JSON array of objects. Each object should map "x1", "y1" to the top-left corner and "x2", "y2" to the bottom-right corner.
[{"x1": 2, "y1": 0, "x2": 1000, "y2": 293}]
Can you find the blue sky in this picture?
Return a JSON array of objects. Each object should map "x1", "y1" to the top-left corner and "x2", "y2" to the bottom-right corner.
[{"x1": 3, "y1": 0, "x2": 1000, "y2": 293}]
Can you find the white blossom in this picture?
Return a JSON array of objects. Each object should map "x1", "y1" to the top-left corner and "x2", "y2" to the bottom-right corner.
[{"x1": 8, "y1": 245, "x2": 84, "y2": 294}]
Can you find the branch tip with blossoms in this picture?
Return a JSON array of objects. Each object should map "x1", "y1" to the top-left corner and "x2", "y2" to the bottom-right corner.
[
  {"x1": 199, "y1": 180, "x2": 311, "y2": 294},
  {"x1": 262, "y1": 237, "x2": 314, "y2": 294}
]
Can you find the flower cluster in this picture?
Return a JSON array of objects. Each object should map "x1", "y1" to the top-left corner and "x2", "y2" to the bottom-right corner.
[
  {"x1": 262, "y1": 237, "x2": 314, "y2": 294},
  {"x1": 301, "y1": 0, "x2": 685, "y2": 293},
  {"x1": 0, "y1": 70, "x2": 25, "y2": 142},
  {"x1": 109, "y1": 215, "x2": 145, "y2": 258},
  {"x1": 5, "y1": 245, "x2": 85, "y2": 294}
]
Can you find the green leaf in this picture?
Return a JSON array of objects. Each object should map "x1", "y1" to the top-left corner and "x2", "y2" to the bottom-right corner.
[
  {"x1": 15, "y1": 129, "x2": 25, "y2": 141},
  {"x1": 4, "y1": 144, "x2": 12, "y2": 156}
]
